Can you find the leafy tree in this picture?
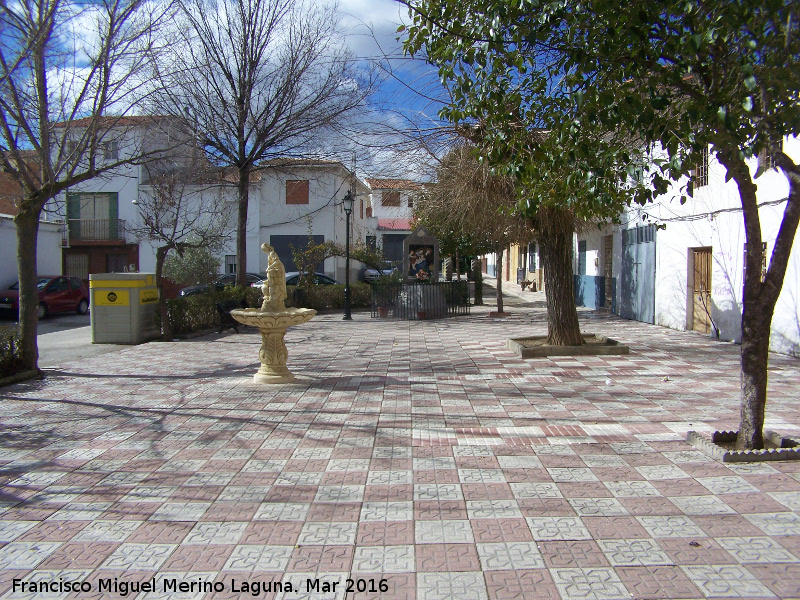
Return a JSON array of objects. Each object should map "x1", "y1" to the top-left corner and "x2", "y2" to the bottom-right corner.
[
  {"x1": 163, "y1": 247, "x2": 222, "y2": 287},
  {"x1": 404, "y1": 0, "x2": 800, "y2": 450},
  {"x1": 291, "y1": 240, "x2": 387, "y2": 287},
  {"x1": 403, "y1": 3, "x2": 652, "y2": 343}
]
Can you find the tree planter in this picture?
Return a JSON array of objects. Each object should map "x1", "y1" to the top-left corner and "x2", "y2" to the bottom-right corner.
[
  {"x1": 508, "y1": 334, "x2": 629, "y2": 357},
  {"x1": 377, "y1": 306, "x2": 390, "y2": 318},
  {"x1": 687, "y1": 430, "x2": 800, "y2": 462}
]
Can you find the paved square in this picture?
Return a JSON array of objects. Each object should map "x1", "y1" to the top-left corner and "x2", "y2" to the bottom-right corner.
[{"x1": 1, "y1": 294, "x2": 800, "y2": 599}]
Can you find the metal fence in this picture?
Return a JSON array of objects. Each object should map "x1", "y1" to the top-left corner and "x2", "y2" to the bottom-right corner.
[{"x1": 370, "y1": 281, "x2": 471, "y2": 319}]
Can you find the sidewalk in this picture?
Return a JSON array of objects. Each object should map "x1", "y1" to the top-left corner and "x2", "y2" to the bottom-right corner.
[{"x1": 1, "y1": 299, "x2": 799, "y2": 599}]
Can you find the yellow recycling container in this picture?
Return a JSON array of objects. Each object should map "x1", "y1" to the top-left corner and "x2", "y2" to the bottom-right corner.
[{"x1": 89, "y1": 273, "x2": 159, "y2": 344}]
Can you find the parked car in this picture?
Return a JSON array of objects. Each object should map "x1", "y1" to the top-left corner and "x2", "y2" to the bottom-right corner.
[
  {"x1": 362, "y1": 262, "x2": 399, "y2": 282},
  {"x1": 252, "y1": 272, "x2": 340, "y2": 287},
  {"x1": 0, "y1": 276, "x2": 90, "y2": 319},
  {"x1": 178, "y1": 273, "x2": 265, "y2": 297}
]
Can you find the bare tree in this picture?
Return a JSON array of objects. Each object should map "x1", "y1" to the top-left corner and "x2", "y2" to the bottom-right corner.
[
  {"x1": 132, "y1": 159, "x2": 233, "y2": 340},
  {"x1": 152, "y1": 0, "x2": 375, "y2": 286},
  {"x1": 415, "y1": 144, "x2": 532, "y2": 313},
  {"x1": 0, "y1": 0, "x2": 171, "y2": 372}
]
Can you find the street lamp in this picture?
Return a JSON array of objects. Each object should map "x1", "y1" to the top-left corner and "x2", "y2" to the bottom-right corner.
[{"x1": 342, "y1": 190, "x2": 354, "y2": 321}]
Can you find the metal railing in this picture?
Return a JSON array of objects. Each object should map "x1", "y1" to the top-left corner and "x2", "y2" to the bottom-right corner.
[
  {"x1": 370, "y1": 281, "x2": 471, "y2": 319},
  {"x1": 64, "y1": 219, "x2": 127, "y2": 244}
]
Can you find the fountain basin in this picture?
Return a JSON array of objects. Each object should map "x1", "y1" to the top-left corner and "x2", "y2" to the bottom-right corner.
[
  {"x1": 231, "y1": 307, "x2": 316, "y2": 384},
  {"x1": 231, "y1": 307, "x2": 316, "y2": 329}
]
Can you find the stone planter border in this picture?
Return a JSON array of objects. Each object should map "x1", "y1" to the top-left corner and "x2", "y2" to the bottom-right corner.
[
  {"x1": 508, "y1": 334, "x2": 630, "y2": 358},
  {"x1": 687, "y1": 430, "x2": 800, "y2": 462}
]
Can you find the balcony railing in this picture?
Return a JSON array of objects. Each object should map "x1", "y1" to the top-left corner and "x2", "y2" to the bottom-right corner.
[{"x1": 63, "y1": 219, "x2": 127, "y2": 244}]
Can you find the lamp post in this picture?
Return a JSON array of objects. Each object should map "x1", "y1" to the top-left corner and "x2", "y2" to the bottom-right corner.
[{"x1": 342, "y1": 190, "x2": 354, "y2": 321}]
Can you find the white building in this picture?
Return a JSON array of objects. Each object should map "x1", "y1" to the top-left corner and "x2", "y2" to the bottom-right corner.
[
  {"x1": 576, "y1": 138, "x2": 800, "y2": 357},
  {"x1": 365, "y1": 179, "x2": 420, "y2": 265},
  {"x1": 43, "y1": 118, "x2": 375, "y2": 284}
]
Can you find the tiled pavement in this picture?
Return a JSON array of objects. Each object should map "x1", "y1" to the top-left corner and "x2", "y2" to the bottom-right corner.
[{"x1": 1, "y1": 292, "x2": 800, "y2": 599}]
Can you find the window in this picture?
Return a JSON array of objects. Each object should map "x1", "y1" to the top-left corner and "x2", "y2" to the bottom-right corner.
[
  {"x1": 103, "y1": 140, "x2": 118, "y2": 161},
  {"x1": 366, "y1": 205, "x2": 373, "y2": 218},
  {"x1": 66, "y1": 192, "x2": 120, "y2": 240},
  {"x1": 286, "y1": 180, "x2": 309, "y2": 204},
  {"x1": 382, "y1": 190, "x2": 400, "y2": 207},
  {"x1": 408, "y1": 196, "x2": 414, "y2": 209},
  {"x1": 225, "y1": 255, "x2": 237, "y2": 274},
  {"x1": 692, "y1": 146, "x2": 709, "y2": 188},
  {"x1": 360, "y1": 199, "x2": 363, "y2": 220},
  {"x1": 578, "y1": 240, "x2": 587, "y2": 276},
  {"x1": 69, "y1": 278, "x2": 83, "y2": 290}
]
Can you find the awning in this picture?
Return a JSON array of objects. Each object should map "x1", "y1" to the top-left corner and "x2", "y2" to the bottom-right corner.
[{"x1": 377, "y1": 218, "x2": 412, "y2": 230}]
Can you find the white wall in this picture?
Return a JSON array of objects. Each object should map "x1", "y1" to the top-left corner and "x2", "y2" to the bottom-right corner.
[
  {"x1": 1, "y1": 215, "x2": 63, "y2": 287},
  {"x1": 622, "y1": 138, "x2": 800, "y2": 356},
  {"x1": 371, "y1": 189, "x2": 415, "y2": 220}
]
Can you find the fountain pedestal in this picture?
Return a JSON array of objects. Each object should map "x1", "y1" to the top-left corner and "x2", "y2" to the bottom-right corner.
[{"x1": 230, "y1": 308, "x2": 316, "y2": 384}]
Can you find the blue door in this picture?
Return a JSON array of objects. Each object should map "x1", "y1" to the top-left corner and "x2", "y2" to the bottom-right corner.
[{"x1": 619, "y1": 225, "x2": 656, "y2": 323}]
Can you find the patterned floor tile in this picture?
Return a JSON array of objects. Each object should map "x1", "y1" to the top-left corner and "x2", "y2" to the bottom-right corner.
[
  {"x1": 549, "y1": 566, "x2": 629, "y2": 600},
  {"x1": 716, "y1": 536, "x2": 800, "y2": 564},
  {"x1": 681, "y1": 565, "x2": 777, "y2": 597},
  {"x1": 597, "y1": 538, "x2": 672, "y2": 566},
  {"x1": 476, "y1": 542, "x2": 545, "y2": 570},
  {"x1": 416, "y1": 572, "x2": 488, "y2": 600},
  {"x1": 526, "y1": 517, "x2": 591, "y2": 541}
]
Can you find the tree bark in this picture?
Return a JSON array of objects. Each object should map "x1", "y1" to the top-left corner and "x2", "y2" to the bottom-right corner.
[
  {"x1": 14, "y1": 206, "x2": 41, "y2": 372},
  {"x1": 155, "y1": 246, "x2": 172, "y2": 342},
  {"x1": 495, "y1": 244, "x2": 504, "y2": 314},
  {"x1": 723, "y1": 151, "x2": 800, "y2": 450},
  {"x1": 236, "y1": 165, "x2": 250, "y2": 287},
  {"x1": 538, "y1": 207, "x2": 583, "y2": 346}
]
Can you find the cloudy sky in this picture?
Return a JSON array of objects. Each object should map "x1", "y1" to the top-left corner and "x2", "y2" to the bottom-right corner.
[{"x1": 333, "y1": 0, "x2": 452, "y2": 180}]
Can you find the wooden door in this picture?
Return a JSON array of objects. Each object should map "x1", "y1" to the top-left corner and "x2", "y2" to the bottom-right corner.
[{"x1": 692, "y1": 248, "x2": 712, "y2": 333}]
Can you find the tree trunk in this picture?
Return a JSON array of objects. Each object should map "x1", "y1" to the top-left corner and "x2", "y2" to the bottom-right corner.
[
  {"x1": 455, "y1": 250, "x2": 461, "y2": 280},
  {"x1": 725, "y1": 153, "x2": 800, "y2": 450},
  {"x1": 236, "y1": 165, "x2": 250, "y2": 287},
  {"x1": 155, "y1": 246, "x2": 172, "y2": 342},
  {"x1": 538, "y1": 207, "x2": 583, "y2": 346},
  {"x1": 495, "y1": 244, "x2": 504, "y2": 314},
  {"x1": 14, "y1": 206, "x2": 41, "y2": 372}
]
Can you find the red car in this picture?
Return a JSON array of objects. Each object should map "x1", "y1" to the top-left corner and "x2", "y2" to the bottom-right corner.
[{"x1": 0, "y1": 276, "x2": 90, "y2": 319}]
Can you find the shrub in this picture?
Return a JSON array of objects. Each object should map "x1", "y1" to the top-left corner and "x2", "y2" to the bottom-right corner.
[
  {"x1": 0, "y1": 325, "x2": 24, "y2": 378},
  {"x1": 158, "y1": 283, "x2": 371, "y2": 336},
  {"x1": 286, "y1": 283, "x2": 371, "y2": 310},
  {"x1": 157, "y1": 286, "x2": 262, "y2": 336}
]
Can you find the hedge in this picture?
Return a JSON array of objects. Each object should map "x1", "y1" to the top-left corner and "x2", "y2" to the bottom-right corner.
[
  {"x1": 159, "y1": 283, "x2": 371, "y2": 336},
  {"x1": 0, "y1": 325, "x2": 24, "y2": 379}
]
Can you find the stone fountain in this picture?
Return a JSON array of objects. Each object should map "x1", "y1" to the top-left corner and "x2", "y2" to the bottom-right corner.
[{"x1": 230, "y1": 244, "x2": 316, "y2": 383}]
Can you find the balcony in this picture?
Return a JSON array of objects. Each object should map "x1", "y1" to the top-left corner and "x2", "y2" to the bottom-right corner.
[{"x1": 63, "y1": 219, "x2": 128, "y2": 245}]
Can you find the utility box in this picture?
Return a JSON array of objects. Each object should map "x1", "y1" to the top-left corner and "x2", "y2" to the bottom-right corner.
[{"x1": 90, "y1": 273, "x2": 159, "y2": 344}]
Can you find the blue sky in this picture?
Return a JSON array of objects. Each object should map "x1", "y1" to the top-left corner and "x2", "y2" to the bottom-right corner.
[{"x1": 336, "y1": 0, "x2": 452, "y2": 180}]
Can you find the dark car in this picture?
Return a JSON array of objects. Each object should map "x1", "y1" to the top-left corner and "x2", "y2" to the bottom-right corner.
[
  {"x1": 283, "y1": 272, "x2": 340, "y2": 286},
  {"x1": 0, "y1": 276, "x2": 90, "y2": 319},
  {"x1": 178, "y1": 273, "x2": 265, "y2": 297}
]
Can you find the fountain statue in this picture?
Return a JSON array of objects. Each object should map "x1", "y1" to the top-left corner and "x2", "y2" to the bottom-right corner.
[{"x1": 230, "y1": 243, "x2": 316, "y2": 383}]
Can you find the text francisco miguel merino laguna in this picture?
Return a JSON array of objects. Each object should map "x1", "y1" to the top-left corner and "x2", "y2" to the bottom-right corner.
[{"x1": 11, "y1": 576, "x2": 381, "y2": 596}]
